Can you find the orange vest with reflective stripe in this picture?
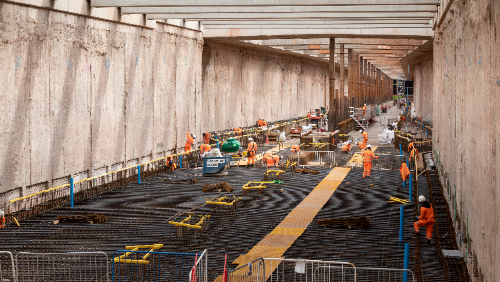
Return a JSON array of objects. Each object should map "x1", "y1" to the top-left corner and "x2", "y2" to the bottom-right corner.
[
  {"x1": 247, "y1": 142, "x2": 257, "y2": 152},
  {"x1": 200, "y1": 144, "x2": 211, "y2": 154},
  {"x1": 362, "y1": 150, "x2": 377, "y2": 163},
  {"x1": 400, "y1": 163, "x2": 410, "y2": 178}
]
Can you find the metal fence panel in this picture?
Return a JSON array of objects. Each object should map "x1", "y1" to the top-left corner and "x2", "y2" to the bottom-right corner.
[
  {"x1": 16, "y1": 252, "x2": 109, "y2": 282},
  {"x1": 228, "y1": 258, "x2": 265, "y2": 282},
  {"x1": 112, "y1": 250, "x2": 206, "y2": 282},
  {"x1": 317, "y1": 266, "x2": 416, "y2": 282},
  {"x1": 0, "y1": 251, "x2": 16, "y2": 282},
  {"x1": 264, "y1": 258, "x2": 353, "y2": 282}
]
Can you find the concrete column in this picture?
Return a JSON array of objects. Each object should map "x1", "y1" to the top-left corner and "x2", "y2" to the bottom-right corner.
[
  {"x1": 339, "y1": 44, "x2": 345, "y2": 122},
  {"x1": 358, "y1": 55, "x2": 362, "y2": 108},
  {"x1": 367, "y1": 62, "x2": 371, "y2": 104},
  {"x1": 363, "y1": 59, "x2": 367, "y2": 105},
  {"x1": 347, "y1": 49, "x2": 353, "y2": 115},
  {"x1": 328, "y1": 37, "x2": 336, "y2": 132},
  {"x1": 371, "y1": 65, "x2": 375, "y2": 104}
]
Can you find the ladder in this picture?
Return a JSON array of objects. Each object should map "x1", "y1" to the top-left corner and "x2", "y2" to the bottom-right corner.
[{"x1": 349, "y1": 107, "x2": 368, "y2": 131}]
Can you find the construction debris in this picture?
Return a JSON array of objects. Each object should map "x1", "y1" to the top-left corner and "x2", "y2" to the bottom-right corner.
[
  {"x1": 317, "y1": 216, "x2": 371, "y2": 229},
  {"x1": 294, "y1": 168, "x2": 320, "y2": 174},
  {"x1": 55, "y1": 214, "x2": 108, "y2": 224},
  {"x1": 203, "y1": 182, "x2": 234, "y2": 192},
  {"x1": 163, "y1": 177, "x2": 198, "y2": 184}
]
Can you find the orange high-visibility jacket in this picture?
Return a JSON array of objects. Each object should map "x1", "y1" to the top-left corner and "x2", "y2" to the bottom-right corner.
[
  {"x1": 418, "y1": 201, "x2": 435, "y2": 224},
  {"x1": 362, "y1": 132, "x2": 369, "y2": 141},
  {"x1": 272, "y1": 155, "x2": 280, "y2": 165},
  {"x1": 400, "y1": 163, "x2": 410, "y2": 180},
  {"x1": 203, "y1": 132, "x2": 211, "y2": 144},
  {"x1": 200, "y1": 144, "x2": 211, "y2": 155},
  {"x1": 186, "y1": 133, "x2": 194, "y2": 146},
  {"x1": 291, "y1": 145, "x2": 301, "y2": 153},
  {"x1": 410, "y1": 148, "x2": 420, "y2": 160},
  {"x1": 342, "y1": 143, "x2": 352, "y2": 151},
  {"x1": 247, "y1": 142, "x2": 257, "y2": 156},
  {"x1": 408, "y1": 142, "x2": 415, "y2": 153},
  {"x1": 262, "y1": 120, "x2": 267, "y2": 126},
  {"x1": 361, "y1": 150, "x2": 378, "y2": 163},
  {"x1": 363, "y1": 105, "x2": 366, "y2": 111}
]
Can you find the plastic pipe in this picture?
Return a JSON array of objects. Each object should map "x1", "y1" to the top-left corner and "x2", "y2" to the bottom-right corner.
[
  {"x1": 216, "y1": 137, "x2": 219, "y2": 149},
  {"x1": 399, "y1": 206, "x2": 404, "y2": 242},
  {"x1": 180, "y1": 156, "x2": 183, "y2": 169},
  {"x1": 70, "y1": 177, "x2": 74, "y2": 208},
  {"x1": 137, "y1": 166, "x2": 141, "y2": 184},
  {"x1": 409, "y1": 174, "x2": 413, "y2": 202},
  {"x1": 399, "y1": 144, "x2": 402, "y2": 160},
  {"x1": 403, "y1": 243, "x2": 409, "y2": 282}
]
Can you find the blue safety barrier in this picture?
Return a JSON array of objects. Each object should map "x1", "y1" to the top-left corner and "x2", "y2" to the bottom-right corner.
[
  {"x1": 399, "y1": 206, "x2": 404, "y2": 242},
  {"x1": 70, "y1": 178, "x2": 74, "y2": 208},
  {"x1": 403, "y1": 243, "x2": 410, "y2": 282},
  {"x1": 180, "y1": 155, "x2": 183, "y2": 169},
  {"x1": 137, "y1": 165, "x2": 141, "y2": 185},
  {"x1": 112, "y1": 250, "x2": 204, "y2": 282},
  {"x1": 409, "y1": 174, "x2": 413, "y2": 202},
  {"x1": 399, "y1": 144, "x2": 402, "y2": 160}
]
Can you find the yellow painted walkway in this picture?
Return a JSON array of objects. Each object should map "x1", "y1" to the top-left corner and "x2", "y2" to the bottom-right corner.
[{"x1": 215, "y1": 167, "x2": 351, "y2": 281}]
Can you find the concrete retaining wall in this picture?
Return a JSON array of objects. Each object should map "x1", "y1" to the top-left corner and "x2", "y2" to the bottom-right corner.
[
  {"x1": 432, "y1": 0, "x2": 499, "y2": 280},
  {"x1": 0, "y1": 2, "x2": 203, "y2": 197},
  {"x1": 413, "y1": 58, "x2": 433, "y2": 121},
  {"x1": 201, "y1": 41, "x2": 329, "y2": 132}
]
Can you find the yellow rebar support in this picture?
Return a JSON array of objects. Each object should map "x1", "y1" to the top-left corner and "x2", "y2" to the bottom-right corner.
[
  {"x1": 242, "y1": 181, "x2": 267, "y2": 190},
  {"x1": 13, "y1": 217, "x2": 20, "y2": 227},
  {"x1": 114, "y1": 244, "x2": 163, "y2": 264},
  {"x1": 168, "y1": 221, "x2": 202, "y2": 229}
]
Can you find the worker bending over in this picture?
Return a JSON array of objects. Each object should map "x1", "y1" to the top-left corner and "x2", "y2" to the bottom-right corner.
[
  {"x1": 166, "y1": 157, "x2": 176, "y2": 171},
  {"x1": 263, "y1": 153, "x2": 274, "y2": 168},
  {"x1": 203, "y1": 132, "x2": 211, "y2": 145},
  {"x1": 414, "y1": 195, "x2": 435, "y2": 247},
  {"x1": 273, "y1": 155, "x2": 281, "y2": 167},
  {"x1": 247, "y1": 138, "x2": 257, "y2": 167},
  {"x1": 342, "y1": 140, "x2": 352, "y2": 153},
  {"x1": 200, "y1": 143, "x2": 211, "y2": 156},
  {"x1": 291, "y1": 145, "x2": 301, "y2": 154},
  {"x1": 234, "y1": 127, "x2": 243, "y2": 136},
  {"x1": 257, "y1": 119, "x2": 264, "y2": 127},
  {"x1": 185, "y1": 133, "x2": 195, "y2": 152},
  {"x1": 400, "y1": 163, "x2": 410, "y2": 185},
  {"x1": 361, "y1": 145, "x2": 378, "y2": 178},
  {"x1": 410, "y1": 146, "x2": 420, "y2": 162}
]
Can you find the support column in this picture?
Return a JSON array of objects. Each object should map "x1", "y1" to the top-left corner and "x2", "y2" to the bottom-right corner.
[
  {"x1": 367, "y1": 62, "x2": 371, "y2": 105},
  {"x1": 363, "y1": 59, "x2": 367, "y2": 106},
  {"x1": 347, "y1": 49, "x2": 353, "y2": 116},
  {"x1": 371, "y1": 65, "x2": 375, "y2": 105},
  {"x1": 328, "y1": 38, "x2": 336, "y2": 132},
  {"x1": 339, "y1": 44, "x2": 345, "y2": 122},
  {"x1": 358, "y1": 56, "x2": 363, "y2": 108}
]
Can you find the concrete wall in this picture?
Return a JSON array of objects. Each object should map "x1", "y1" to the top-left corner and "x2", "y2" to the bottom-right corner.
[
  {"x1": 201, "y1": 41, "x2": 330, "y2": 132},
  {"x1": 432, "y1": 0, "x2": 499, "y2": 280},
  {"x1": 413, "y1": 58, "x2": 433, "y2": 120},
  {"x1": 0, "y1": 2, "x2": 203, "y2": 197}
]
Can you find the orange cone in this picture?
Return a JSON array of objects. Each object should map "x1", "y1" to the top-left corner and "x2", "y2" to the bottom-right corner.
[{"x1": 265, "y1": 135, "x2": 269, "y2": 145}]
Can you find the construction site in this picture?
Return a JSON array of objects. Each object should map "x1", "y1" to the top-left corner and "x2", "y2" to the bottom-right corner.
[{"x1": 0, "y1": 0, "x2": 497, "y2": 281}]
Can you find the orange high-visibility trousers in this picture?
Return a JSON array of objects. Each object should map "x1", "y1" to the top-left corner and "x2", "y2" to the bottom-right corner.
[
  {"x1": 248, "y1": 151, "x2": 256, "y2": 165},
  {"x1": 363, "y1": 162, "x2": 372, "y2": 178},
  {"x1": 185, "y1": 143, "x2": 192, "y2": 152},
  {"x1": 414, "y1": 220, "x2": 434, "y2": 240},
  {"x1": 0, "y1": 217, "x2": 5, "y2": 229}
]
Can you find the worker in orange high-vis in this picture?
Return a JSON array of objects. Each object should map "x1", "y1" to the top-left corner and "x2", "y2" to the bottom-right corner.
[
  {"x1": 185, "y1": 133, "x2": 195, "y2": 152},
  {"x1": 342, "y1": 140, "x2": 352, "y2": 153},
  {"x1": 361, "y1": 145, "x2": 378, "y2": 178},
  {"x1": 203, "y1": 132, "x2": 211, "y2": 145},
  {"x1": 200, "y1": 143, "x2": 212, "y2": 156},
  {"x1": 257, "y1": 119, "x2": 264, "y2": 127},
  {"x1": 234, "y1": 127, "x2": 243, "y2": 136},
  {"x1": 262, "y1": 119, "x2": 267, "y2": 127},
  {"x1": 291, "y1": 145, "x2": 301, "y2": 154},
  {"x1": 247, "y1": 138, "x2": 258, "y2": 167},
  {"x1": 414, "y1": 195, "x2": 435, "y2": 247},
  {"x1": 273, "y1": 155, "x2": 280, "y2": 167},
  {"x1": 408, "y1": 142, "x2": 415, "y2": 153},
  {"x1": 264, "y1": 153, "x2": 275, "y2": 168},
  {"x1": 166, "y1": 157, "x2": 176, "y2": 171},
  {"x1": 0, "y1": 210, "x2": 5, "y2": 229},
  {"x1": 410, "y1": 147, "x2": 420, "y2": 162},
  {"x1": 362, "y1": 104, "x2": 367, "y2": 117},
  {"x1": 400, "y1": 163, "x2": 410, "y2": 184}
]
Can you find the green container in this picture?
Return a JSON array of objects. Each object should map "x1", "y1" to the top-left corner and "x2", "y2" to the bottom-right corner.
[{"x1": 221, "y1": 138, "x2": 241, "y2": 153}]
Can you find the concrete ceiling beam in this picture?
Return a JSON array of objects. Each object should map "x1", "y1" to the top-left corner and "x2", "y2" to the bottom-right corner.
[
  {"x1": 203, "y1": 28, "x2": 434, "y2": 40},
  {"x1": 146, "y1": 12, "x2": 436, "y2": 20},
  {"x1": 122, "y1": 5, "x2": 438, "y2": 14},
  {"x1": 202, "y1": 24, "x2": 431, "y2": 29},
  {"x1": 92, "y1": 0, "x2": 441, "y2": 7},
  {"x1": 200, "y1": 20, "x2": 432, "y2": 25},
  {"x1": 247, "y1": 38, "x2": 427, "y2": 45}
]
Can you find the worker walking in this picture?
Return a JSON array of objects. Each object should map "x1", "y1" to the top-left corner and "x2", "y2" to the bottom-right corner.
[
  {"x1": 361, "y1": 145, "x2": 378, "y2": 178},
  {"x1": 166, "y1": 157, "x2": 176, "y2": 171},
  {"x1": 414, "y1": 195, "x2": 435, "y2": 247},
  {"x1": 291, "y1": 145, "x2": 300, "y2": 154},
  {"x1": 342, "y1": 140, "x2": 352, "y2": 153},
  {"x1": 185, "y1": 133, "x2": 195, "y2": 152},
  {"x1": 247, "y1": 138, "x2": 257, "y2": 167},
  {"x1": 400, "y1": 162, "x2": 410, "y2": 184}
]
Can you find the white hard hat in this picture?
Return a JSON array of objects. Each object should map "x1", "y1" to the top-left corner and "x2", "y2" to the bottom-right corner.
[
  {"x1": 367, "y1": 144, "x2": 372, "y2": 148},
  {"x1": 192, "y1": 135, "x2": 197, "y2": 139},
  {"x1": 419, "y1": 195, "x2": 426, "y2": 202},
  {"x1": 248, "y1": 138, "x2": 253, "y2": 141},
  {"x1": 359, "y1": 130, "x2": 363, "y2": 133},
  {"x1": 364, "y1": 104, "x2": 366, "y2": 105},
  {"x1": 348, "y1": 140, "x2": 352, "y2": 144}
]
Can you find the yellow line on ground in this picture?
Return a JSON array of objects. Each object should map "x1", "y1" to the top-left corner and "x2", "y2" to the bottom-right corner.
[{"x1": 214, "y1": 167, "x2": 351, "y2": 282}]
